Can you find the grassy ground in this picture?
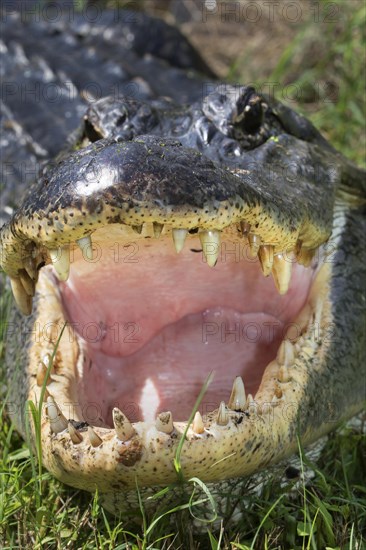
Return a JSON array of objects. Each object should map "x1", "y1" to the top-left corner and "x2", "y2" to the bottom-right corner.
[{"x1": 1, "y1": 0, "x2": 365, "y2": 548}]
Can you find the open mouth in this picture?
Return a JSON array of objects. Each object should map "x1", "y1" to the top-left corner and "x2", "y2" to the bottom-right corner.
[
  {"x1": 2, "y1": 133, "x2": 337, "y2": 489},
  {"x1": 52, "y1": 224, "x2": 315, "y2": 425}
]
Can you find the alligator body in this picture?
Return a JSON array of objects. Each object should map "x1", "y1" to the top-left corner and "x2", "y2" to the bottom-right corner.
[{"x1": 1, "y1": 4, "x2": 365, "y2": 519}]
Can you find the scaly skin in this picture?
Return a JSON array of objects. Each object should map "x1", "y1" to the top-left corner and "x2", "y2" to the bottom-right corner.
[{"x1": 1, "y1": 6, "x2": 365, "y2": 517}]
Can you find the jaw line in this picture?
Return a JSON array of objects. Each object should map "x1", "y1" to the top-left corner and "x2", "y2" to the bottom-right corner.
[{"x1": 25, "y1": 231, "x2": 336, "y2": 491}]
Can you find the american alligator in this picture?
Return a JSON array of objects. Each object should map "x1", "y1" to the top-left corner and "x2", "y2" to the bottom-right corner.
[{"x1": 1, "y1": 3, "x2": 365, "y2": 519}]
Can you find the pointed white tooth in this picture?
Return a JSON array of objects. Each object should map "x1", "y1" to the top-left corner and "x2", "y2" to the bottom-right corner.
[
  {"x1": 172, "y1": 228, "x2": 187, "y2": 253},
  {"x1": 277, "y1": 340, "x2": 295, "y2": 367},
  {"x1": 248, "y1": 233, "x2": 261, "y2": 258},
  {"x1": 258, "y1": 245, "x2": 274, "y2": 277},
  {"x1": 156, "y1": 411, "x2": 174, "y2": 434},
  {"x1": 10, "y1": 277, "x2": 32, "y2": 315},
  {"x1": 36, "y1": 361, "x2": 52, "y2": 387},
  {"x1": 19, "y1": 270, "x2": 35, "y2": 296},
  {"x1": 228, "y1": 376, "x2": 246, "y2": 411},
  {"x1": 88, "y1": 426, "x2": 103, "y2": 447},
  {"x1": 77, "y1": 235, "x2": 93, "y2": 261},
  {"x1": 246, "y1": 394, "x2": 255, "y2": 407},
  {"x1": 278, "y1": 364, "x2": 290, "y2": 383},
  {"x1": 153, "y1": 222, "x2": 164, "y2": 238},
  {"x1": 216, "y1": 401, "x2": 229, "y2": 426},
  {"x1": 199, "y1": 230, "x2": 221, "y2": 267},
  {"x1": 68, "y1": 422, "x2": 83, "y2": 444},
  {"x1": 46, "y1": 396, "x2": 68, "y2": 434},
  {"x1": 49, "y1": 246, "x2": 70, "y2": 281},
  {"x1": 272, "y1": 253, "x2": 292, "y2": 295},
  {"x1": 192, "y1": 411, "x2": 205, "y2": 434},
  {"x1": 112, "y1": 408, "x2": 135, "y2": 441}
]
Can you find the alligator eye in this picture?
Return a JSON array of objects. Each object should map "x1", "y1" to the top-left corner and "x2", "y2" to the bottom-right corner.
[{"x1": 235, "y1": 90, "x2": 263, "y2": 134}]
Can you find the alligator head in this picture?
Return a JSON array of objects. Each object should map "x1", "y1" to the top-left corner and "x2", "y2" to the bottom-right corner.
[{"x1": 2, "y1": 81, "x2": 365, "y2": 517}]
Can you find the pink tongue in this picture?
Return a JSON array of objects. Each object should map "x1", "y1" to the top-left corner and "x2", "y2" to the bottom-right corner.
[{"x1": 79, "y1": 308, "x2": 285, "y2": 423}]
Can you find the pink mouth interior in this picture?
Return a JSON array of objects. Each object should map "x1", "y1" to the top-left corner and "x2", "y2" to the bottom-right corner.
[{"x1": 61, "y1": 234, "x2": 312, "y2": 423}]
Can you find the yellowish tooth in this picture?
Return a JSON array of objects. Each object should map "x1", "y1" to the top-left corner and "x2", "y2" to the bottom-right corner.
[
  {"x1": 88, "y1": 426, "x2": 103, "y2": 447},
  {"x1": 49, "y1": 246, "x2": 70, "y2": 281},
  {"x1": 68, "y1": 421, "x2": 83, "y2": 444},
  {"x1": 277, "y1": 340, "x2": 295, "y2": 367},
  {"x1": 153, "y1": 222, "x2": 164, "y2": 238},
  {"x1": 240, "y1": 221, "x2": 251, "y2": 237},
  {"x1": 248, "y1": 233, "x2": 261, "y2": 258},
  {"x1": 77, "y1": 235, "x2": 93, "y2": 261},
  {"x1": 272, "y1": 253, "x2": 292, "y2": 295},
  {"x1": 278, "y1": 364, "x2": 290, "y2": 383},
  {"x1": 228, "y1": 376, "x2": 246, "y2": 411},
  {"x1": 258, "y1": 245, "x2": 274, "y2": 277},
  {"x1": 199, "y1": 230, "x2": 221, "y2": 267},
  {"x1": 156, "y1": 411, "x2": 174, "y2": 434},
  {"x1": 297, "y1": 248, "x2": 316, "y2": 267},
  {"x1": 172, "y1": 228, "x2": 187, "y2": 253},
  {"x1": 24, "y1": 256, "x2": 37, "y2": 280},
  {"x1": 10, "y1": 277, "x2": 32, "y2": 315},
  {"x1": 112, "y1": 407, "x2": 135, "y2": 441},
  {"x1": 36, "y1": 361, "x2": 52, "y2": 387},
  {"x1": 46, "y1": 396, "x2": 68, "y2": 434},
  {"x1": 192, "y1": 411, "x2": 205, "y2": 434},
  {"x1": 19, "y1": 270, "x2": 35, "y2": 296},
  {"x1": 131, "y1": 224, "x2": 143, "y2": 234},
  {"x1": 216, "y1": 401, "x2": 229, "y2": 426}
]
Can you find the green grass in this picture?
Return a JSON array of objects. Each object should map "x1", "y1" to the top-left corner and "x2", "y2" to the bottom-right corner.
[
  {"x1": 229, "y1": 0, "x2": 366, "y2": 167},
  {"x1": 1, "y1": 1, "x2": 366, "y2": 548}
]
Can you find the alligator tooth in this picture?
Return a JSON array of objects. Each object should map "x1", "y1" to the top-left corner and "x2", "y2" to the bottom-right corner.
[
  {"x1": 77, "y1": 235, "x2": 93, "y2": 261},
  {"x1": 112, "y1": 407, "x2": 135, "y2": 441},
  {"x1": 277, "y1": 340, "x2": 295, "y2": 367},
  {"x1": 172, "y1": 228, "x2": 187, "y2": 253},
  {"x1": 278, "y1": 364, "x2": 290, "y2": 383},
  {"x1": 36, "y1": 361, "x2": 52, "y2": 386},
  {"x1": 216, "y1": 401, "x2": 229, "y2": 426},
  {"x1": 10, "y1": 277, "x2": 32, "y2": 315},
  {"x1": 46, "y1": 396, "x2": 68, "y2": 434},
  {"x1": 272, "y1": 253, "x2": 292, "y2": 295},
  {"x1": 88, "y1": 426, "x2": 103, "y2": 447},
  {"x1": 131, "y1": 224, "x2": 143, "y2": 234},
  {"x1": 240, "y1": 221, "x2": 251, "y2": 237},
  {"x1": 153, "y1": 222, "x2": 164, "y2": 238},
  {"x1": 246, "y1": 394, "x2": 255, "y2": 407},
  {"x1": 258, "y1": 245, "x2": 274, "y2": 276},
  {"x1": 275, "y1": 386, "x2": 283, "y2": 399},
  {"x1": 156, "y1": 411, "x2": 174, "y2": 434},
  {"x1": 24, "y1": 256, "x2": 37, "y2": 280},
  {"x1": 248, "y1": 234, "x2": 261, "y2": 258},
  {"x1": 228, "y1": 376, "x2": 246, "y2": 411},
  {"x1": 19, "y1": 270, "x2": 35, "y2": 296},
  {"x1": 49, "y1": 246, "x2": 70, "y2": 281},
  {"x1": 297, "y1": 248, "x2": 316, "y2": 267},
  {"x1": 199, "y1": 230, "x2": 221, "y2": 267},
  {"x1": 192, "y1": 411, "x2": 205, "y2": 434},
  {"x1": 68, "y1": 421, "x2": 83, "y2": 444}
]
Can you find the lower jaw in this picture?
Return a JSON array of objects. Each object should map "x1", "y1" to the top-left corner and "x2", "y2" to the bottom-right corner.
[{"x1": 28, "y1": 256, "x2": 333, "y2": 490}]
